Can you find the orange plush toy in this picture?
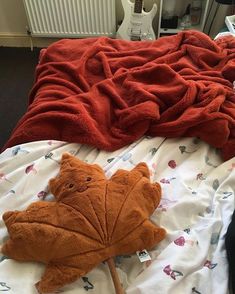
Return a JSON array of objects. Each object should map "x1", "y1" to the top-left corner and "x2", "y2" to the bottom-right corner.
[{"x1": 1, "y1": 153, "x2": 166, "y2": 293}]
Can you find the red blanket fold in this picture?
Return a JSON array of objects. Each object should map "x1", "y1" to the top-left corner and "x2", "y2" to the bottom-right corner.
[{"x1": 3, "y1": 31, "x2": 235, "y2": 160}]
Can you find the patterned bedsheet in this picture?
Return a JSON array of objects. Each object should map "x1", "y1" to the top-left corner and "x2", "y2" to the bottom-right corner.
[{"x1": 0, "y1": 136, "x2": 234, "y2": 293}]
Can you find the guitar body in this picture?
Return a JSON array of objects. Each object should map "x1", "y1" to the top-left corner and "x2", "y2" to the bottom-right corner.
[{"x1": 117, "y1": 0, "x2": 157, "y2": 41}]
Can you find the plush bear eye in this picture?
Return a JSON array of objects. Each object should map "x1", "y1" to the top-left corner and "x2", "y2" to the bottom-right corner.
[
  {"x1": 68, "y1": 183, "x2": 74, "y2": 189},
  {"x1": 86, "y1": 177, "x2": 92, "y2": 182}
]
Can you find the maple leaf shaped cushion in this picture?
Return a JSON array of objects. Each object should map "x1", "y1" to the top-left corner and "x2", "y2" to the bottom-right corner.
[{"x1": 2, "y1": 153, "x2": 166, "y2": 293}]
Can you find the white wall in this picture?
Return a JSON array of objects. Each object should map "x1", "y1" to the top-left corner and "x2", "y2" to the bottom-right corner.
[
  {"x1": 0, "y1": 0, "x2": 60, "y2": 46},
  {"x1": 0, "y1": 0, "x2": 28, "y2": 34},
  {"x1": 0, "y1": 0, "x2": 31, "y2": 47},
  {"x1": 0, "y1": 0, "x2": 231, "y2": 47}
]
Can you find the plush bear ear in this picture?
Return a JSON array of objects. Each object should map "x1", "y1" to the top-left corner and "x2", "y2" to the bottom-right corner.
[
  {"x1": 60, "y1": 153, "x2": 74, "y2": 171},
  {"x1": 61, "y1": 152, "x2": 72, "y2": 164},
  {"x1": 61, "y1": 153, "x2": 73, "y2": 161},
  {"x1": 61, "y1": 153, "x2": 88, "y2": 169}
]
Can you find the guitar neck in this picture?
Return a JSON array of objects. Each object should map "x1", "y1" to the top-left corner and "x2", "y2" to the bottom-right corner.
[{"x1": 134, "y1": 0, "x2": 143, "y2": 13}]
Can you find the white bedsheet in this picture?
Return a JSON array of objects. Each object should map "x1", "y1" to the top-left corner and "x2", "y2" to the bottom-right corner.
[{"x1": 0, "y1": 137, "x2": 234, "y2": 294}]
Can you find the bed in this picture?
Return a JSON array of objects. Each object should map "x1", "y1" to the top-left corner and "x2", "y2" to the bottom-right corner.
[{"x1": 0, "y1": 30, "x2": 235, "y2": 294}]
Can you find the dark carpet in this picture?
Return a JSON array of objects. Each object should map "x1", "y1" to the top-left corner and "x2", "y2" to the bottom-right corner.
[{"x1": 0, "y1": 47, "x2": 40, "y2": 150}]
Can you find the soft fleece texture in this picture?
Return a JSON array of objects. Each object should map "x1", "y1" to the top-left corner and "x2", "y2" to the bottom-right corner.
[
  {"x1": 2, "y1": 153, "x2": 166, "y2": 293},
  {"x1": 3, "y1": 31, "x2": 235, "y2": 160}
]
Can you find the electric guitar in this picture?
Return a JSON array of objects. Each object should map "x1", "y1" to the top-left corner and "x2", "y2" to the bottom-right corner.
[{"x1": 116, "y1": 0, "x2": 157, "y2": 41}]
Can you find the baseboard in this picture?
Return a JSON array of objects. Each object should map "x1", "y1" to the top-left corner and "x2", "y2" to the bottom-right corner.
[
  {"x1": 0, "y1": 33, "x2": 61, "y2": 48},
  {"x1": 0, "y1": 33, "x2": 29, "y2": 47}
]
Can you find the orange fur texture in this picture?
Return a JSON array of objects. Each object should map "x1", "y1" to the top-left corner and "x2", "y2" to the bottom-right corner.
[{"x1": 2, "y1": 153, "x2": 166, "y2": 293}]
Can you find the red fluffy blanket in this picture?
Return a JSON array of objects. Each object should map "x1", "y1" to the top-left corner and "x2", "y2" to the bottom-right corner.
[{"x1": 3, "y1": 31, "x2": 235, "y2": 160}]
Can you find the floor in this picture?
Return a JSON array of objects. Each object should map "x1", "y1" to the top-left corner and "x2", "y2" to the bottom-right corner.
[{"x1": 0, "y1": 47, "x2": 40, "y2": 150}]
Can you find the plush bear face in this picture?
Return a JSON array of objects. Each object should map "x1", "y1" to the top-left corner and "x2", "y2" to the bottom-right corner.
[{"x1": 49, "y1": 153, "x2": 106, "y2": 203}]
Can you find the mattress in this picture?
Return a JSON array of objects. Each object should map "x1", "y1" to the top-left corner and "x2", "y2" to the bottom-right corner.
[{"x1": 0, "y1": 136, "x2": 234, "y2": 293}]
